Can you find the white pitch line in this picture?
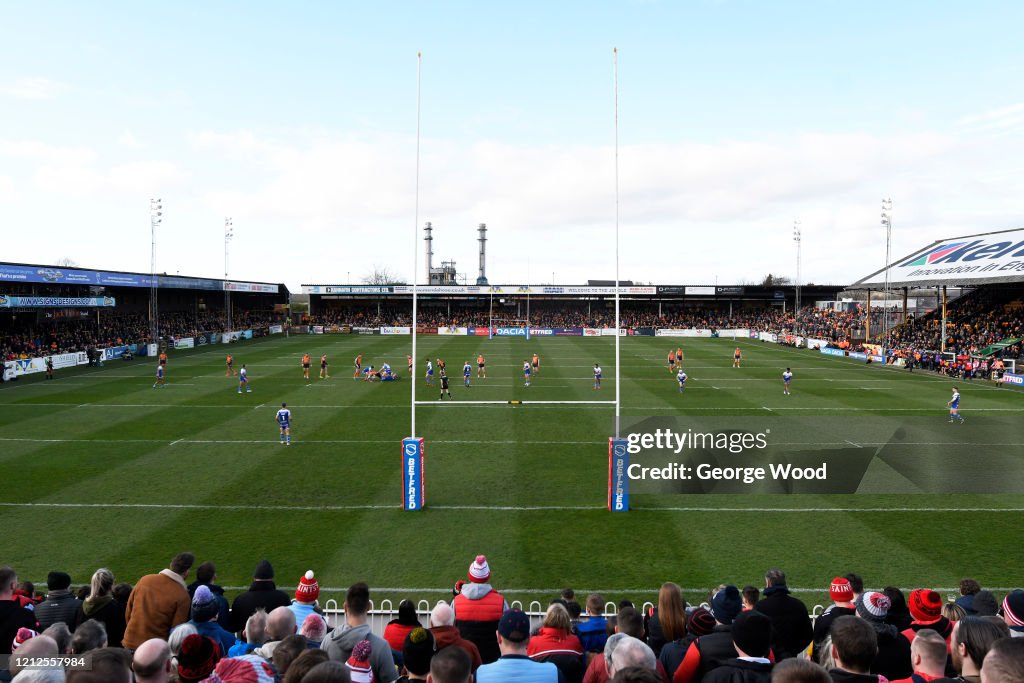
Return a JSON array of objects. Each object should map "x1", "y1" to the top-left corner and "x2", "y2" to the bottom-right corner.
[
  {"x1": 2, "y1": 501, "x2": 1023, "y2": 513},
  {"x1": 3, "y1": 402, "x2": 1022, "y2": 412},
  {"x1": 169, "y1": 439, "x2": 184, "y2": 446},
  {"x1": 0, "y1": 437, "x2": 1010, "y2": 447}
]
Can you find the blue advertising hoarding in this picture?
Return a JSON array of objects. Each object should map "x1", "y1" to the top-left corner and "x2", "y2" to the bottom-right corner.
[
  {"x1": 403, "y1": 437, "x2": 425, "y2": 510},
  {"x1": 608, "y1": 438, "x2": 629, "y2": 512}
]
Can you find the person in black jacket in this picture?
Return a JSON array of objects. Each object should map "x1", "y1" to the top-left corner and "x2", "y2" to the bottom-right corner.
[
  {"x1": 0, "y1": 566, "x2": 38, "y2": 656},
  {"x1": 35, "y1": 571, "x2": 82, "y2": 632},
  {"x1": 703, "y1": 610, "x2": 774, "y2": 683},
  {"x1": 851, "y1": 592, "x2": 911, "y2": 681},
  {"x1": 229, "y1": 560, "x2": 291, "y2": 634},
  {"x1": 187, "y1": 561, "x2": 231, "y2": 632},
  {"x1": 753, "y1": 569, "x2": 812, "y2": 661},
  {"x1": 827, "y1": 616, "x2": 885, "y2": 683}
]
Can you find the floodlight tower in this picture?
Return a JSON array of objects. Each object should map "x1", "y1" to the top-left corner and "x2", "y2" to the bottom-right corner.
[
  {"x1": 149, "y1": 198, "x2": 162, "y2": 347},
  {"x1": 881, "y1": 197, "x2": 893, "y2": 348},
  {"x1": 793, "y1": 219, "x2": 802, "y2": 335},
  {"x1": 224, "y1": 217, "x2": 234, "y2": 327}
]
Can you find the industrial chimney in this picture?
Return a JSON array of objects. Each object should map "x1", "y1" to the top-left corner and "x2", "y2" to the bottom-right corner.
[
  {"x1": 424, "y1": 222, "x2": 434, "y2": 285},
  {"x1": 476, "y1": 223, "x2": 488, "y2": 285}
]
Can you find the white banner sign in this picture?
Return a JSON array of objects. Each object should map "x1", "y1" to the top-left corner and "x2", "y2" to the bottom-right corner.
[
  {"x1": 758, "y1": 332, "x2": 779, "y2": 343},
  {"x1": 173, "y1": 337, "x2": 195, "y2": 350},
  {"x1": 269, "y1": 325, "x2": 283, "y2": 334},
  {"x1": 656, "y1": 329, "x2": 714, "y2": 338},
  {"x1": 437, "y1": 327, "x2": 468, "y2": 336},
  {"x1": 855, "y1": 227, "x2": 1024, "y2": 287},
  {"x1": 380, "y1": 326, "x2": 412, "y2": 335}
]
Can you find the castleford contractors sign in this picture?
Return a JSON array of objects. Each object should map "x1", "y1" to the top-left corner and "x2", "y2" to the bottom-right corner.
[{"x1": 854, "y1": 227, "x2": 1024, "y2": 288}]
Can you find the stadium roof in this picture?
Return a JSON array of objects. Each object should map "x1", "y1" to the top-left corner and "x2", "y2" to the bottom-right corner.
[
  {"x1": 0, "y1": 261, "x2": 285, "y2": 294},
  {"x1": 852, "y1": 227, "x2": 1024, "y2": 289}
]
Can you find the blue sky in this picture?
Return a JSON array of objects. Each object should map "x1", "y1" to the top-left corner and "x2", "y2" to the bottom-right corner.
[{"x1": 2, "y1": 1, "x2": 1023, "y2": 290}]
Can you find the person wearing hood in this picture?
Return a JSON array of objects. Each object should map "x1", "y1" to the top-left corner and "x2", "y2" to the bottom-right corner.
[
  {"x1": 753, "y1": 569, "x2": 812, "y2": 661},
  {"x1": 322, "y1": 581, "x2": 399, "y2": 683},
  {"x1": 73, "y1": 568, "x2": 126, "y2": 648},
  {"x1": 229, "y1": 559, "x2": 291, "y2": 634},
  {"x1": 853, "y1": 591, "x2": 912, "y2": 681},
  {"x1": 453, "y1": 555, "x2": 508, "y2": 665}
]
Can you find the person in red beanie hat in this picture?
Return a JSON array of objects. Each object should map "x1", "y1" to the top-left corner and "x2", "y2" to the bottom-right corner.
[
  {"x1": 452, "y1": 555, "x2": 508, "y2": 665},
  {"x1": 902, "y1": 589, "x2": 953, "y2": 645},
  {"x1": 347, "y1": 639, "x2": 376, "y2": 683},
  {"x1": 813, "y1": 577, "x2": 858, "y2": 657},
  {"x1": 289, "y1": 570, "x2": 324, "y2": 629},
  {"x1": 177, "y1": 633, "x2": 220, "y2": 683}
]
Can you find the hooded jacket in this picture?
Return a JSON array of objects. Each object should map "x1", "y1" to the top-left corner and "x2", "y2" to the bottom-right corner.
[{"x1": 322, "y1": 621, "x2": 399, "y2": 683}]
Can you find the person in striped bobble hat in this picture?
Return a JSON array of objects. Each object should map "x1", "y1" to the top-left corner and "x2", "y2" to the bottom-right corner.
[
  {"x1": 452, "y1": 555, "x2": 508, "y2": 665},
  {"x1": 289, "y1": 570, "x2": 324, "y2": 628}
]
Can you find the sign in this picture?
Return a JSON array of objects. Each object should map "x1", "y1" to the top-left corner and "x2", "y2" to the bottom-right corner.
[
  {"x1": 656, "y1": 329, "x2": 714, "y2": 338},
  {"x1": 51, "y1": 352, "x2": 87, "y2": 369},
  {"x1": 224, "y1": 281, "x2": 280, "y2": 293},
  {"x1": 717, "y1": 286, "x2": 745, "y2": 295},
  {"x1": 101, "y1": 345, "x2": 130, "y2": 360},
  {"x1": 0, "y1": 263, "x2": 279, "y2": 292},
  {"x1": 685, "y1": 286, "x2": 716, "y2": 296},
  {"x1": 5, "y1": 358, "x2": 47, "y2": 376},
  {"x1": 0, "y1": 295, "x2": 115, "y2": 308},
  {"x1": 402, "y1": 437, "x2": 425, "y2": 511},
  {"x1": 529, "y1": 328, "x2": 555, "y2": 336},
  {"x1": 554, "y1": 328, "x2": 584, "y2": 336},
  {"x1": 583, "y1": 328, "x2": 601, "y2": 336},
  {"x1": 494, "y1": 327, "x2": 527, "y2": 337},
  {"x1": 608, "y1": 438, "x2": 629, "y2": 512},
  {"x1": 269, "y1": 325, "x2": 283, "y2": 334},
  {"x1": 173, "y1": 337, "x2": 195, "y2": 350},
  {"x1": 1002, "y1": 373, "x2": 1024, "y2": 386},
  {"x1": 758, "y1": 332, "x2": 778, "y2": 343},
  {"x1": 303, "y1": 285, "x2": 395, "y2": 294},
  {"x1": 380, "y1": 326, "x2": 412, "y2": 335},
  {"x1": 437, "y1": 327, "x2": 468, "y2": 335},
  {"x1": 821, "y1": 347, "x2": 846, "y2": 357},
  {"x1": 854, "y1": 227, "x2": 1024, "y2": 287}
]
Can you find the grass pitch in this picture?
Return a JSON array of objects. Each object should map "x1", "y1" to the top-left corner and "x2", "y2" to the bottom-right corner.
[{"x1": 2, "y1": 333, "x2": 1022, "y2": 609}]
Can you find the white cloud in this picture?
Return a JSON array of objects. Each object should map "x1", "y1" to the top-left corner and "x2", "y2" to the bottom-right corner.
[
  {"x1": 958, "y1": 103, "x2": 1024, "y2": 133},
  {"x1": 117, "y1": 131, "x2": 141, "y2": 148},
  {"x1": 3, "y1": 123, "x2": 1023, "y2": 290},
  {"x1": 0, "y1": 176, "x2": 14, "y2": 202},
  {"x1": 0, "y1": 77, "x2": 68, "y2": 101}
]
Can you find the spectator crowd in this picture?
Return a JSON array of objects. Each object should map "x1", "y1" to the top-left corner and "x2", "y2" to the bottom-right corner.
[
  {"x1": 1, "y1": 311, "x2": 282, "y2": 362},
  {"x1": 2, "y1": 557, "x2": 1023, "y2": 682}
]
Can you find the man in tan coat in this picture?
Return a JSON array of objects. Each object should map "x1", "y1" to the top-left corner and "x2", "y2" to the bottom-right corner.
[{"x1": 123, "y1": 552, "x2": 194, "y2": 650}]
